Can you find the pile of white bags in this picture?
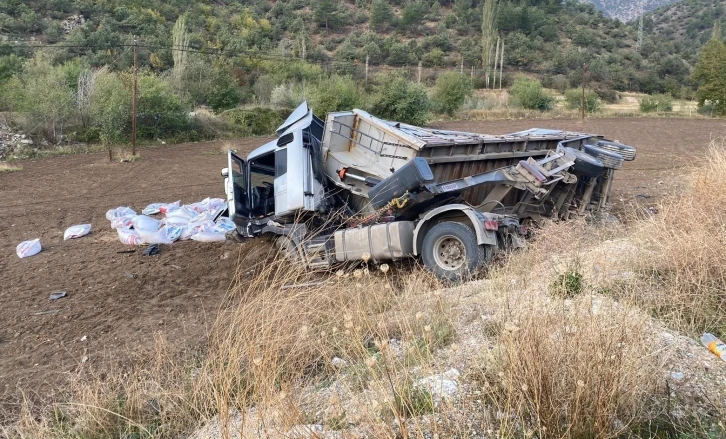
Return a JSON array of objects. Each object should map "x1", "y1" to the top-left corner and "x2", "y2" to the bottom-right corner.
[{"x1": 107, "y1": 198, "x2": 231, "y2": 245}]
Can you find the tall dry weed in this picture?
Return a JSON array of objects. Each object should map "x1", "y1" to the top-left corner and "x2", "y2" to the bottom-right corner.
[{"x1": 622, "y1": 139, "x2": 726, "y2": 335}]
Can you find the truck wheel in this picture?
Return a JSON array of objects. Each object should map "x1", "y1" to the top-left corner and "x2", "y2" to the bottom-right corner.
[
  {"x1": 422, "y1": 222, "x2": 490, "y2": 282},
  {"x1": 563, "y1": 146, "x2": 605, "y2": 178}
]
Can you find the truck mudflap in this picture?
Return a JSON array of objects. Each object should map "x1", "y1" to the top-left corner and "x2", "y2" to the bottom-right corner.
[{"x1": 412, "y1": 204, "x2": 499, "y2": 256}]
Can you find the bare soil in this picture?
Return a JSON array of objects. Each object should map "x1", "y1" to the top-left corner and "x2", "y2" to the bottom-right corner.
[{"x1": 1, "y1": 118, "x2": 724, "y2": 409}]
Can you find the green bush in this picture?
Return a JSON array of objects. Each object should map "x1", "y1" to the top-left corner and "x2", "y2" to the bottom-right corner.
[
  {"x1": 564, "y1": 88, "x2": 601, "y2": 112},
  {"x1": 221, "y1": 107, "x2": 288, "y2": 137},
  {"x1": 639, "y1": 94, "x2": 674, "y2": 113},
  {"x1": 509, "y1": 77, "x2": 555, "y2": 111},
  {"x1": 371, "y1": 73, "x2": 431, "y2": 126},
  {"x1": 433, "y1": 72, "x2": 473, "y2": 116},
  {"x1": 308, "y1": 75, "x2": 365, "y2": 117},
  {"x1": 91, "y1": 71, "x2": 132, "y2": 145},
  {"x1": 136, "y1": 74, "x2": 191, "y2": 140}
]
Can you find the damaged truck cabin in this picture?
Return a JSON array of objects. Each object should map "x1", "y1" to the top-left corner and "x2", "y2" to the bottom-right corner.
[{"x1": 222, "y1": 103, "x2": 636, "y2": 281}]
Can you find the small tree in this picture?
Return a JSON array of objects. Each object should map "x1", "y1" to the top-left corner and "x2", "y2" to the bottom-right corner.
[
  {"x1": 639, "y1": 94, "x2": 673, "y2": 113},
  {"x1": 509, "y1": 77, "x2": 554, "y2": 111},
  {"x1": 371, "y1": 73, "x2": 431, "y2": 126},
  {"x1": 692, "y1": 38, "x2": 726, "y2": 116},
  {"x1": 308, "y1": 75, "x2": 364, "y2": 117},
  {"x1": 370, "y1": 0, "x2": 395, "y2": 32},
  {"x1": 21, "y1": 54, "x2": 76, "y2": 141},
  {"x1": 564, "y1": 89, "x2": 601, "y2": 113},
  {"x1": 433, "y1": 72, "x2": 473, "y2": 116},
  {"x1": 90, "y1": 71, "x2": 131, "y2": 145}
]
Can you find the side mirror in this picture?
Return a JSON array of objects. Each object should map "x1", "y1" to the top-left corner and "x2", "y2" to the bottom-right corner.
[{"x1": 221, "y1": 167, "x2": 229, "y2": 178}]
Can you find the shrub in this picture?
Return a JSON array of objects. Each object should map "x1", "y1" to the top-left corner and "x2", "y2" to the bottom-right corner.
[
  {"x1": 509, "y1": 77, "x2": 554, "y2": 111},
  {"x1": 564, "y1": 88, "x2": 602, "y2": 113},
  {"x1": 90, "y1": 71, "x2": 131, "y2": 145},
  {"x1": 595, "y1": 88, "x2": 619, "y2": 104},
  {"x1": 221, "y1": 107, "x2": 287, "y2": 136},
  {"x1": 432, "y1": 72, "x2": 473, "y2": 116},
  {"x1": 206, "y1": 64, "x2": 244, "y2": 113},
  {"x1": 371, "y1": 73, "x2": 431, "y2": 125},
  {"x1": 136, "y1": 74, "x2": 191, "y2": 140},
  {"x1": 639, "y1": 94, "x2": 674, "y2": 113},
  {"x1": 308, "y1": 75, "x2": 365, "y2": 117}
]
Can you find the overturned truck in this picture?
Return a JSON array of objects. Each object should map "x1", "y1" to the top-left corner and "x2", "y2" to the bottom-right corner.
[{"x1": 222, "y1": 103, "x2": 636, "y2": 281}]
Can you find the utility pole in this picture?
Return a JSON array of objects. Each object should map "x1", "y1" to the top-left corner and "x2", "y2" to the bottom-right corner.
[
  {"x1": 132, "y1": 37, "x2": 138, "y2": 157},
  {"x1": 580, "y1": 63, "x2": 588, "y2": 122},
  {"x1": 499, "y1": 37, "x2": 504, "y2": 90},
  {"x1": 365, "y1": 54, "x2": 369, "y2": 85},
  {"x1": 417, "y1": 61, "x2": 422, "y2": 83}
]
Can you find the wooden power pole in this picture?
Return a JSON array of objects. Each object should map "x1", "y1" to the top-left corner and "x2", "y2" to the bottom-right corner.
[
  {"x1": 132, "y1": 37, "x2": 138, "y2": 157},
  {"x1": 580, "y1": 63, "x2": 588, "y2": 122}
]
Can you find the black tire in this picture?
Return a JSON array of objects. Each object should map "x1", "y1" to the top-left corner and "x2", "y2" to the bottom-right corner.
[
  {"x1": 563, "y1": 146, "x2": 605, "y2": 178},
  {"x1": 596, "y1": 140, "x2": 637, "y2": 161},
  {"x1": 583, "y1": 145, "x2": 624, "y2": 170},
  {"x1": 421, "y1": 222, "x2": 491, "y2": 282}
]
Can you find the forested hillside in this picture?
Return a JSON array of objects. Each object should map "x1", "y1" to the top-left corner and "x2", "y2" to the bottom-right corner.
[
  {"x1": 0, "y1": 0, "x2": 716, "y2": 96},
  {"x1": 584, "y1": 0, "x2": 678, "y2": 21},
  {"x1": 0, "y1": 0, "x2": 722, "y2": 152}
]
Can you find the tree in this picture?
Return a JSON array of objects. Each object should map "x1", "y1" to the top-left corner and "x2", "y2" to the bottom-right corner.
[
  {"x1": 371, "y1": 73, "x2": 431, "y2": 125},
  {"x1": 172, "y1": 15, "x2": 190, "y2": 88},
  {"x1": 481, "y1": 0, "x2": 499, "y2": 88},
  {"x1": 91, "y1": 71, "x2": 131, "y2": 145},
  {"x1": 510, "y1": 77, "x2": 554, "y2": 111},
  {"x1": 20, "y1": 54, "x2": 76, "y2": 141},
  {"x1": 433, "y1": 72, "x2": 473, "y2": 116},
  {"x1": 692, "y1": 37, "x2": 726, "y2": 116},
  {"x1": 313, "y1": 0, "x2": 345, "y2": 31},
  {"x1": 370, "y1": 0, "x2": 394, "y2": 32}
]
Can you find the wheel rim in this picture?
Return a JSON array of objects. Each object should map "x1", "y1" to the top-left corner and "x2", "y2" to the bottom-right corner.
[{"x1": 433, "y1": 235, "x2": 467, "y2": 271}]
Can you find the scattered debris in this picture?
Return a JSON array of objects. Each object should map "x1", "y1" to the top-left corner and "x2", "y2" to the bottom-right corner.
[
  {"x1": 49, "y1": 291, "x2": 67, "y2": 301},
  {"x1": 671, "y1": 371, "x2": 685, "y2": 380},
  {"x1": 124, "y1": 272, "x2": 137, "y2": 279},
  {"x1": 331, "y1": 357, "x2": 348, "y2": 368},
  {"x1": 80, "y1": 335, "x2": 88, "y2": 342},
  {"x1": 142, "y1": 201, "x2": 180, "y2": 215},
  {"x1": 16, "y1": 238, "x2": 41, "y2": 258},
  {"x1": 142, "y1": 244, "x2": 161, "y2": 257},
  {"x1": 415, "y1": 368, "x2": 460, "y2": 405},
  {"x1": 81, "y1": 356, "x2": 89, "y2": 363},
  {"x1": 31, "y1": 310, "x2": 60, "y2": 316},
  {"x1": 282, "y1": 281, "x2": 328, "y2": 290},
  {"x1": 117, "y1": 249, "x2": 136, "y2": 254},
  {"x1": 701, "y1": 333, "x2": 726, "y2": 361},
  {"x1": 63, "y1": 224, "x2": 91, "y2": 240}
]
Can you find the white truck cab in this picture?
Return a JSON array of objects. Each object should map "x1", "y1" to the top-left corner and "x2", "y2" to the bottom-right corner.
[{"x1": 224, "y1": 102, "x2": 326, "y2": 237}]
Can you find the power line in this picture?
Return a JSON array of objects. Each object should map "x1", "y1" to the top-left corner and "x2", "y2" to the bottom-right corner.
[{"x1": 0, "y1": 41, "x2": 477, "y2": 71}]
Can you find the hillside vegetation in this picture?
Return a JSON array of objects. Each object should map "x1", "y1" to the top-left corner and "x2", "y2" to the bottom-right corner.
[
  {"x1": 0, "y1": 0, "x2": 723, "y2": 156},
  {"x1": 4, "y1": 140, "x2": 726, "y2": 438},
  {"x1": 585, "y1": 0, "x2": 679, "y2": 21},
  {"x1": 0, "y1": 0, "x2": 717, "y2": 97}
]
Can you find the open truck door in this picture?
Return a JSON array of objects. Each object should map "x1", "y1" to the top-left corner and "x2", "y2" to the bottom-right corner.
[{"x1": 226, "y1": 150, "x2": 248, "y2": 225}]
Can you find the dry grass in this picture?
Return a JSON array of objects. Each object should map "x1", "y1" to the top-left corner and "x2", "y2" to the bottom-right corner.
[
  {"x1": 0, "y1": 162, "x2": 22, "y2": 173},
  {"x1": 5, "y1": 142, "x2": 726, "y2": 438},
  {"x1": 617, "y1": 139, "x2": 726, "y2": 337}
]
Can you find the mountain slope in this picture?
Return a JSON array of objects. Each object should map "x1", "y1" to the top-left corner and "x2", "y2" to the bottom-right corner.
[
  {"x1": 584, "y1": 0, "x2": 680, "y2": 22},
  {"x1": 0, "y1": 0, "x2": 718, "y2": 98}
]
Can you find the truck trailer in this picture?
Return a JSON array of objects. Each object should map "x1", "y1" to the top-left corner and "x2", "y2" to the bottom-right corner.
[{"x1": 221, "y1": 103, "x2": 636, "y2": 281}]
